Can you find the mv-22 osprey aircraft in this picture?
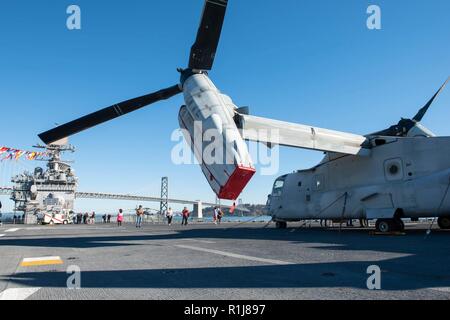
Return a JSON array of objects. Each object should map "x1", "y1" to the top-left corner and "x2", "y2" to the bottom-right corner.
[{"x1": 39, "y1": 0, "x2": 450, "y2": 233}]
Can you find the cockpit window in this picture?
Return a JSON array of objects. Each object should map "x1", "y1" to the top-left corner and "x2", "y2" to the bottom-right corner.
[{"x1": 272, "y1": 176, "x2": 286, "y2": 197}]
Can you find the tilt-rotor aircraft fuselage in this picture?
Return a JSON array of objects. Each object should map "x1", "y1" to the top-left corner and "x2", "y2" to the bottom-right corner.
[
  {"x1": 38, "y1": 0, "x2": 450, "y2": 233},
  {"x1": 266, "y1": 79, "x2": 450, "y2": 233}
]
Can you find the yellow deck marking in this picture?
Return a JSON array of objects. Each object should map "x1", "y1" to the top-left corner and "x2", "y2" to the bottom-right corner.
[{"x1": 20, "y1": 256, "x2": 63, "y2": 267}]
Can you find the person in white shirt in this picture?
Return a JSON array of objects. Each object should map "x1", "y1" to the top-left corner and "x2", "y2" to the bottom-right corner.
[
  {"x1": 166, "y1": 208, "x2": 174, "y2": 226},
  {"x1": 213, "y1": 207, "x2": 219, "y2": 225}
]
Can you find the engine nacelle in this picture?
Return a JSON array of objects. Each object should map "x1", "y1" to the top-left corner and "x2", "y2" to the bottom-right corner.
[{"x1": 179, "y1": 73, "x2": 255, "y2": 200}]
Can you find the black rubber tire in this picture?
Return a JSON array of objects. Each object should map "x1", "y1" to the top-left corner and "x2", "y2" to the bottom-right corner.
[
  {"x1": 376, "y1": 219, "x2": 394, "y2": 233},
  {"x1": 394, "y1": 219, "x2": 405, "y2": 232},
  {"x1": 438, "y1": 217, "x2": 450, "y2": 230},
  {"x1": 276, "y1": 221, "x2": 287, "y2": 229}
]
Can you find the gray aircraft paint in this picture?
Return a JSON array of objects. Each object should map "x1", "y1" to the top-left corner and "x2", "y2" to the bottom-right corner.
[{"x1": 267, "y1": 135, "x2": 450, "y2": 222}]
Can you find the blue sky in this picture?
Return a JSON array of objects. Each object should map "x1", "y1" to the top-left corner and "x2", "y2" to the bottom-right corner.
[{"x1": 0, "y1": 0, "x2": 449, "y2": 213}]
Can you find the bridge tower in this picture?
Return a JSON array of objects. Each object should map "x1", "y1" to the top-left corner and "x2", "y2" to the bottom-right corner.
[{"x1": 159, "y1": 177, "x2": 169, "y2": 215}]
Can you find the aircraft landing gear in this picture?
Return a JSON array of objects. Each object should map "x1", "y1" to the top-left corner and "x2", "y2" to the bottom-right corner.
[
  {"x1": 275, "y1": 221, "x2": 287, "y2": 229},
  {"x1": 394, "y1": 219, "x2": 405, "y2": 232},
  {"x1": 375, "y1": 218, "x2": 404, "y2": 233},
  {"x1": 438, "y1": 216, "x2": 450, "y2": 230},
  {"x1": 376, "y1": 219, "x2": 393, "y2": 233}
]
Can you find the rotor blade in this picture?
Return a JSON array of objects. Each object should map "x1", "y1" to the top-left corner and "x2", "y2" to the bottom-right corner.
[
  {"x1": 189, "y1": 0, "x2": 228, "y2": 70},
  {"x1": 413, "y1": 77, "x2": 449, "y2": 122},
  {"x1": 39, "y1": 84, "x2": 181, "y2": 145}
]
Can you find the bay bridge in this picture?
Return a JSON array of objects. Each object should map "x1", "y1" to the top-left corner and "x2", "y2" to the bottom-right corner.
[
  {"x1": 0, "y1": 146, "x2": 236, "y2": 223},
  {"x1": 0, "y1": 182, "x2": 230, "y2": 220}
]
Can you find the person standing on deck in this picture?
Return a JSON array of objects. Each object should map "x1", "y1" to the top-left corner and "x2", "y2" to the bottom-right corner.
[
  {"x1": 182, "y1": 207, "x2": 190, "y2": 226},
  {"x1": 217, "y1": 208, "x2": 223, "y2": 224},
  {"x1": 166, "y1": 207, "x2": 174, "y2": 226},
  {"x1": 117, "y1": 209, "x2": 124, "y2": 227},
  {"x1": 213, "y1": 207, "x2": 219, "y2": 225},
  {"x1": 136, "y1": 205, "x2": 144, "y2": 228}
]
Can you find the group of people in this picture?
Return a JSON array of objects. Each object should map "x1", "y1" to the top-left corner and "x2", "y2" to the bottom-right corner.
[
  {"x1": 121, "y1": 205, "x2": 190, "y2": 228},
  {"x1": 74, "y1": 212, "x2": 97, "y2": 224},
  {"x1": 102, "y1": 214, "x2": 113, "y2": 223},
  {"x1": 71, "y1": 205, "x2": 223, "y2": 228},
  {"x1": 164, "y1": 206, "x2": 190, "y2": 226},
  {"x1": 11, "y1": 214, "x2": 25, "y2": 224},
  {"x1": 74, "y1": 212, "x2": 119, "y2": 224},
  {"x1": 161, "y1": 207, "x2": 190, "y2": 226}
]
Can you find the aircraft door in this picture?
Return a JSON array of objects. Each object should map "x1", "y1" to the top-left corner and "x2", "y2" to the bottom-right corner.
[
  {"x1": 384, "y1": 158, "x2": 417, "y2": 209},
  {"x1": 269, "y1": 175, "x2": 287, "y2": 217}
]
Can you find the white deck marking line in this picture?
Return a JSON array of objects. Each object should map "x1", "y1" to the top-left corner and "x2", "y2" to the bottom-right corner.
[
  {"x1": 179, "y1": 239, "x2": 216, "y2": 244},
  {"x1": 5, "y1": 228, "x2": 20, "y2": 233},
  {"x1": 430, "y1": 287, "x2": 450, "y2": 293},
  {"x1": 21, "y1": 256, "x2": 63, "y2": 267},
  {"x1": 0, "y1": 288, "x2": 41, "y2": 300},
  {"x1": 175, "y1": 245, "x2": 293, "y2": 265},
  {"x1": 0, "y1": 234, "x2": 5, "y2": 238}
]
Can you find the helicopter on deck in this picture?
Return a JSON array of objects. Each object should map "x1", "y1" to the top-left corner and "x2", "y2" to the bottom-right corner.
[
  {"x1": 265, "y1": 79, "x2": 450, "y2": 233},
  {"x1": 38, "y1": 0, "x2": 449, "y2": 233}
]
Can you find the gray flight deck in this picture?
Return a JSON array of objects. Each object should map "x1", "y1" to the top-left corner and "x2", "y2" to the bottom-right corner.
[{"x1": 1, "y1": 221, "x2": 450, "y2": 300}]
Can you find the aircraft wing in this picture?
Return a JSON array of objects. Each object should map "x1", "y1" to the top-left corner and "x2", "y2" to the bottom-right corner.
[{"x1": 236, "y1": 114, "x2": 370, "y2": 156}]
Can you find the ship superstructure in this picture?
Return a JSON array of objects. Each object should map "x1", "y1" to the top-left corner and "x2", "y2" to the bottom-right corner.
[{"x1": 10, "y1": 144, "x2": 78, "y2": 224}]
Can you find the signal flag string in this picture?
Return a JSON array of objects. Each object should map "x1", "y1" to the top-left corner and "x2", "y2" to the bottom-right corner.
[{"x1": 0, "y1": 147, "x2": 49, "y2": 162}]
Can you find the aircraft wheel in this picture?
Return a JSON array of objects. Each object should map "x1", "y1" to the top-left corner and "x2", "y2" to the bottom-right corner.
[
  {"x1": 49, "y1": 220, "x2": 54, "y2": 226},
  {"x1": 375, "y1": 219, "x2": 394, "y2": 233},
  {"x1": 63, "y1": 220, "x2": 68, "y2": 225},
  {"x1": 276, "y1": 221, "x2": 287, "y2": 229},
  {"x1": 438, "y1": 217, "x2": 450, "y2": 230},
  {"x1": 394, "y1": 219, "x2": 405, "y2": 232}
]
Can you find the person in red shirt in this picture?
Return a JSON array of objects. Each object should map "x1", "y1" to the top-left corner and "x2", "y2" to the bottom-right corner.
[{"x1": 182, "y1": 207, "x2": 190, "y2": 226}]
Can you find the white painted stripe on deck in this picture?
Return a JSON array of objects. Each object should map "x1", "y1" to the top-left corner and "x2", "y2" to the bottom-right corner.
[
  {"x1": 0, "y1": 288, "x2": 41, "y2": 300},
  {"x1": 0, "y1": 234, "x2": 5, "y2": 238},
  {"x1": 5, "y1": 228, "x2": 20, "y2": 233},
  {"x1": 180, "y1": 238, "x2": 216, "y2": 244},
  {"x1": 175, "y1": 245, "x2": 293, "y2": 265},
  {"x1": 430, "y1": 287, "x2": 450, "y2": 293}
]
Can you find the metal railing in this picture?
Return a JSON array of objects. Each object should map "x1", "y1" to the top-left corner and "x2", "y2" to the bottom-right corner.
[
  {"x1": 0, "y1": 187, "x2": 12, "y2": 196},
  {"x1": 75, "y1": 191, "x2": 222, "y2": 207}
]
